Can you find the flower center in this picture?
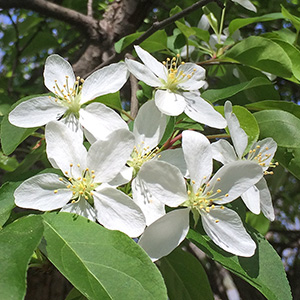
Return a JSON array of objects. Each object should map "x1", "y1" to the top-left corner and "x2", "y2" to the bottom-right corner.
[
  {"x1": 127, "y1": 142, "x2": 160, "y2": 176},
  {"x1": 54, "y1": 164, "x2": 99, "y2": 205},
  {"x1": 161, "y1": 55, "x2": 196, "y2": 92},
  {"x1": 51, "y1": 75, "x2": 84, "y2": 118},
  {"x1": 246, "y1": 145, "x2": 278, "y2": 175}
]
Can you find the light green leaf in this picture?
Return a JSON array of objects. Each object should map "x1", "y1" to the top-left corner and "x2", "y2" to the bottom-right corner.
[
  {"x1": 281, "y1": 5, "x2": 300, "y2": 32},
  {"x1": 115, "y1": 32, "x2": 143, "y2": 53},
  {"x1": 228, "y1": 13, "x2": 284, "y2": 35},
  {"x1": 224, "y1": 36, "x2": 294, "y2": 81},
  {"x1": 65, "y1": 288, "x2": 88, "y2": 300},
  {"x1": 160, "y1": 247, "x2": 214, "y2": 300},
  {"x1": 41, "y1": 212, "x2": 167, "y2": 300},
  {"x1": 92, "y1": 92, "x2": 122, "y2": 111},
  {"x1": 175, "y1": 22, "x2": 195, "y2": 38},
  {"x1": 0, "y1": 181, "x2": 21, "y2": 227},
  {"x1": 254, "y1": 110, "x2": 300, "y2": 180},
  {"x1": 0, "y1": 151, "x2": 19, "y2": 172},
  {"x1": 246, "y1": 100, "x2": 300, "y2": 119},
  {"x1": 0, "y1": 215, "x2": 44, "y2": 300},
  {"x1": 188, "y1": 225, "x2": 292, "y2": 300},
  {"x1": 246, "y1": 212, "x2": 270, "y2": 235},
  {"x1": 202, "y1": 77, "x2": 273, "y2": 103}
]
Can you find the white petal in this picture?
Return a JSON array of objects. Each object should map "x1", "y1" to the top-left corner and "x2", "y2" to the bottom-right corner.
[
  {"x1": 44, "y1": 54, "x2": 75, "y2": 94},
  {"x1": 107, "y1": 166, "x2": 133, "y2": 187},
  {"x1": 224, "y1": 101, "x2": 248, "y2": 158},
  {"x1": 14, "y1": 173, "x2": 71, "y2": 211},
  {"x1": 8, "y1": 96, "x2": 66, "y2": 128},
  {"x1": 256, "y1": 178, "x2": 275, "y2": 221},
  {"x1": 177, "y1": 63, "x2": 206, "y2": 90},
  {"x1": 241, "y1": 186, "x2": 261, "y2": 214},
  {"x1": 211, "y1": 139, "x2": 237, "y2": 165},
  {"x1": 182, "y1": 130, "x2": 212, "y2": 190},
  {"x1": 201, "y1": 207, "x2": 256, "y2": 257},
  {"x1": 94, "y1": 187, "x2": 146, "y2": 237},
  {"x1": 132, "y1": 177, "x2": 165, "y2": 226},
  {"x1": 87, "y1": 129, "x2": 135, "y2": 183},
  {"x1": 134, "y1": 45, "x2": 167, "y2": 80},
  {"x1": 207, "y1": 160, "x2": 263, "y2": 204},
  {"x1": 138, "y1": 208, "x2": 190, "y2": 261},
  {"x1": 125, "y1": 59, "x2": 162, "y2": 87},
  {"x1": 232, "y1": 0, "x2": 257, "y2": 12},
  {"x1": 158, "y1": 148, "x2": 188, "y2": 178},
  {"x1": 61, "y1": 113, "x2": 84, "y2": 141},
  {"x1": 155, "y1": 90, "x2": 186, "y2": 116},
  {"x1": 45, "y1": 121, "x2": 87, "y2": 178},
  {"x1": 61, "y1": 198, "x2": 96, "y2": 221},
  {"x1": 250, "y1": 138, "x2": 277, "y2": 171},
  {"x1": 197, "y1": 14, "x2": 210, "y2": 31},
  {"x1": 133, "y1": 100, "x2": 167, "y2": 151},
  {"x1": 137, "y1": 160, "x2": 187, "y2": 207},
  {"x1": 81, "y1": 62, "x2": 129, "y2": 103},
  {"x1": 79, "y1": 102, "x2": 128, "y2": 143},
  {"x1": 184, "y1": 93, "x2": 227, "y2": 128}
]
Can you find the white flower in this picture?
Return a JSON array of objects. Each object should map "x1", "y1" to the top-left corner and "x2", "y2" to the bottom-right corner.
[
  {"x1": 9, "y1": 54, "x2": 128, "y2": 141},
  {"x1": 14, "y1": 121, "x2": 145, "y2": 238},
  {"x1": 231, "y1": 0, "x2": 257, "y2": 12},
  {"x1": 125, "y1": 46, "x2": 226, "y2": 129},
  {"x1": 137, "y1": 130, "x2": 264, "y2": 260},
  {"x1": 211, "y1": 101, "x2": 277, "y2": 221}
]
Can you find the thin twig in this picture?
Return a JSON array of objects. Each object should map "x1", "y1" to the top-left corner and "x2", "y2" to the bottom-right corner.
[
  {"x1": 87, "y1": 0, "x2": 93, "y2": 17},
  {"x1": 134, "y1": 0, "x2": 224, "y2": 45}
]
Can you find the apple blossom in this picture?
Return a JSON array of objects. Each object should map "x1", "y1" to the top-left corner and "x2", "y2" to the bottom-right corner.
[
  {"x1": 211, "y1": 101, "x2": 277, "y2": 220},
  {"x1": 9, "y1": 54, "x2": 128, "y2": 141},
  {"x1": 125, "y1": 45, "x2": 226, "y2": 129},
  {"x1": 14, "y1": 121, "x2": 146, "y2": 238},
  {"x1": 137, "y1": 130, "x2": 264, "y2": 260}
]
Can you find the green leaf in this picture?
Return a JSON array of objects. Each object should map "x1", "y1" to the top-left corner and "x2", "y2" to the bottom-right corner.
[
  {"x1": 254, "y1": 110, "x2": 300, "y2": 180},
  {"x1": 0, "y1": 215, "x2": 44, "y2": 300},
  {"x1": 175, "y1": 115, "x2": 204, "y2": 131},
  {"x1": 0, "y1": 151, "x2": 18, "y2": 171},
  {"x1": 269, "y1": 38, "x2": 300, "y2": 81},
  {"x1": 65, "y1": 288, "x2": 88, "y2": 300},
  {"x1": 175, "y1": 22, "x2": 195, "y2": 38},
  {"x1": 192, "y1": 27, "x2": 210, "y2": 43},
  {"x1": 202, "y1": 77, "x2": 273, "y2": 103},
  {"x1": 281, "y1": 5, "x2": 300, "y2": 32},
  {"x1": 246, "y1": 212, "x2": 270, "y2": 235},
  {"x1": 115, "y1": 32, "x2": 143, "y2": 53},
  {"x1": 159, "y1": 116, "x2": 175, "y2": 146},
  {"x1": 93, "y1": 92, "x2": 122, "y2": 111},
  {"x1": 228, "y1": 13, "x2": 284, "y2": 35},
  {"x1": 188, "y1": 226, "x2": 292, "y2": 300},
  {"x1": 140, "y1": 30, "x2": 168, "y2": 52},
  {"x1": 224, "y1": 36, "x2": 294, "y2": 81},
  {"x1": 246, "y1": 100, "x2": 300, "y2": 119},
  {"x1": 160, "y1": 247, "x2": 214, "y2": 300},
  {"x1": 41, "y1": 212, "x2": 167, "y2": 300},
  {"x1": 0, "y1": 181, "x2": 21, "y2": 227}
]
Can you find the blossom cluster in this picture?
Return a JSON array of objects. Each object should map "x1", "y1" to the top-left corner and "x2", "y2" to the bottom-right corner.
[{"x1": 9, "y1": 45, "x2": 276, "y2": 261}]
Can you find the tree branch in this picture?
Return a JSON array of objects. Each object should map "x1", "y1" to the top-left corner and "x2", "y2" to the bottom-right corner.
[
  {"x1": 87, "y1": 0, "x2": 93, "y2": 18},
  {"x1": 0, "y1": 0, "x2": 99, "y2": 38},
  {"x1": 134, "y1": 0, "x2": 224, "y2": 45}
]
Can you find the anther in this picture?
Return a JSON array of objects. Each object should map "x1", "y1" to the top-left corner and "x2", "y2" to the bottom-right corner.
[
  {"x1": 217, "y1": 177, "x2": 221, "y2": 181},
  {"x1": 54, "y1": 190, "x2": 58, "y2": 194}
]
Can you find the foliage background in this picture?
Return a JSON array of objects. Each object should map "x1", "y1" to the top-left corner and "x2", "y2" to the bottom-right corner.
[{"x1": 0, "y1": 0, "x2": 299, "y2": 299}]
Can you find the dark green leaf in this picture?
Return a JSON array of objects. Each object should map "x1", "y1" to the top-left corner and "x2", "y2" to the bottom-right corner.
[
  {"x1": 224, "y1": 36, "x2": 294, "y2": 81},
  {"x1": 202, "y1": 77, "x2": 273, "y2": 103},
  {"x1": 281, "y1": 5, "x2": 300, "y2": 32},
  {"x1": 0, "y1": 215, "x2": 44, "y2": 300},
  {"x1": 0, "y1": 151, "x2": 19, "y2": 171},
  {"x1": 0, "y1": 181, "x2": 21, "y2": 227},
  {"x1": 41, "y1": 212, "x2": 167, "y2": 300},
  {"x1": 65, "y1": 288, "x2": 88, "y2": 300},
  {"x1": 228, "y1": 13, "x2": 284, "y2": 35},
  {"x1": 160, "y1": 247, "x2": 214, "y2": 300},
  {"x1": 140, "y1": 30, "x2": 168, "y2": 52},
  {"x1": 254, "y1": 110, "x2": 300, "y2": 180},
  {"x1": 188, "y1": 225, "x2": 292, "y2": 300},
  {"x1": 93, "y1": 92, "x2": 122, "y2": 111},
  {"x1": 115, "y1": 32, "x2": 143, "y2": 53},
  {"x1": 246, "y1": 212, "x2": 270, "y2": 235}
]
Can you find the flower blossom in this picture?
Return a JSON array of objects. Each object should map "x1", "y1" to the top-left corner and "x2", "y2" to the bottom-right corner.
[
  {"x1": 137, "y1": 130, "x2": 263, "y2": 261},
  {"x1": 14, "y1": 121, "x2": 145, "y2": 238},
  {"x1": 9, "y1": 54, "x2": 128, "y2": 141},
  {"x1": 125, "y1": 46, "x2": 226, "y2": 129},
  {"x1": 211, "y1": 101, "x2": 277, "y2": 221}
]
